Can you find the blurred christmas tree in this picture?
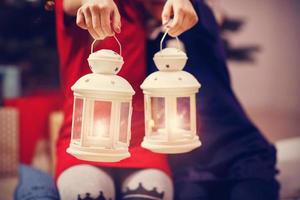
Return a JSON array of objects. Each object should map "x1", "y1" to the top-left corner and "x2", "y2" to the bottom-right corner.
[
  {"x1": 221, "y1": 17, "x2": 260, "y2": 63},
  {"x1": 0, "y1": 0, "x2": 59, "y2": 93}
]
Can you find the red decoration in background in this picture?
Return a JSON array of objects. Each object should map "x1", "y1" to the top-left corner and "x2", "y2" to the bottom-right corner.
[{"x1": 4, "y1": 90, "x2": 63, "y2": 164}]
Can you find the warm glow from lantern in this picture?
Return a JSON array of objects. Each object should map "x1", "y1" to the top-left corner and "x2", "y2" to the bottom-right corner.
[
  {"x1": 154, "y1": 114, "x2": 185, "y2": 132},
  {"x1": 149, "y1": 119, "x2": 155, "y2": 128},
  {"x1": 170, "y1": 114, "x2": 184, "y2": 130},
  {"x1": 153, "y1": 113, "x2": 185, "y2": 141},
  {"x1": 94, "y1": 120, "x2": 108, "y2": 137}
]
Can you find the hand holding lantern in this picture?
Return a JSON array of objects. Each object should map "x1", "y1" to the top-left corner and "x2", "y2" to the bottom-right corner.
[
  {"x1": 141, "y1": 31, "x2": 201, "y2": 154},
  {"x1": 67, "y1": 36, "x2": 135, "y2": 162}
]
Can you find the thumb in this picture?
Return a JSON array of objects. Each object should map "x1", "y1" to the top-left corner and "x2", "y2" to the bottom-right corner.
[
  {"x1": 112, "y1": 5, "x2": 121, "y2": 33},
  {"x1": 162, "y1": 2, "x2": 172, "y2": 25}
]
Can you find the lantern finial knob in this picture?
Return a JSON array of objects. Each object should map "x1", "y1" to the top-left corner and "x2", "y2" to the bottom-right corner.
[{"x1": 88, "y1": 49, "x2": 124, "y2": 74}]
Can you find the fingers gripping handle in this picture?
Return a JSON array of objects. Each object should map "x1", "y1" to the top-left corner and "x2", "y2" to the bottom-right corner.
[{"x1": 160, "y1": 29, "x2": 181, "y2": 52}]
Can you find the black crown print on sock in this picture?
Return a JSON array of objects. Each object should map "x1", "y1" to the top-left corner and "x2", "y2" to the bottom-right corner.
[
  {"x1": 77, "y1": 191, "x2": 112, "y2": 200},
  {"x1": 122, "y1": 182, "x2": 165, "y2": 200}
]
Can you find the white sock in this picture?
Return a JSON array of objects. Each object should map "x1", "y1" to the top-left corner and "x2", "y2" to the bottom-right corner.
[
  {"x1": 122, "y1": 169, "x2": 173, "y2": 200},
  {"x1": 57, "y1": 164, "x2": 115, "y2": 200}
]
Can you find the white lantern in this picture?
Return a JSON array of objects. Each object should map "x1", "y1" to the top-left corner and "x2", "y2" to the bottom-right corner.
[
  {"x1": 67, "y1": 37, "x2": 135, "y2": 162},
  {"x1": 141, "y1": 33, "x2": 201, "y2": 154}
]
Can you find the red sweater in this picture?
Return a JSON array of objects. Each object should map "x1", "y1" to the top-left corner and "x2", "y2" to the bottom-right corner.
[{"x1": 54, "y1": 0, "x2": 170, "y2": 180}]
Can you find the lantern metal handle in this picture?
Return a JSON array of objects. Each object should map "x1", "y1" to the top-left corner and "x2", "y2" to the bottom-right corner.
[
  {"x1": 91, "y1": 35, "x2": 122, "y2": 56},
  {"x1": 160, "y1": 29, "x2": 181, "y2": 52}
]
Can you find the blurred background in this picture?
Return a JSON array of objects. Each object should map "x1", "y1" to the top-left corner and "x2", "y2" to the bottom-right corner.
[
  {"x1": 220, "y1": 0, "x2": 300, "y2": 143},
  {"x1": 0, "y1": 0, "x2": 299, "y2": 199}
]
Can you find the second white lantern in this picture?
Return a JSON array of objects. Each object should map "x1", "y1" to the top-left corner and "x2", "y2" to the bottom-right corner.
[{"x1": 141, "y1": 35, "x2": 201, "y2": 154}]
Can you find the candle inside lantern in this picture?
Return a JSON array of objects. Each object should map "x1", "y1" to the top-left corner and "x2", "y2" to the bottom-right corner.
[
  {"x1": 169, "y1": 114, "x2": 184, "y2": 130},
  {"x1": 152, "y1": 114, "x2": 186, "y2": 141},
  {"x1": 168, "y1": 114, "x2": 186, "y2": 140},
  {"x1": 93, "y1": 120, "x2": 108, "y2": 137},
  {"x1": 93, "y1": 101, "x2": 111, "y2": 138}
]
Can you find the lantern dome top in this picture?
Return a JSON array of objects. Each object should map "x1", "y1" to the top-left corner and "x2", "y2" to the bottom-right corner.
[
  {"x1": 154, "y1": 48, "x2": 188, "y2": 72},
  {"x1": 72, "y1": 73, "x2": 135, "y2": 96},
  {"x1": 155, "y1": 47, "x2": 187, "y2": 57},
  {"x1": 140, "y1": 70, "x2": 201, "y2": 92},
  {"x1": 89, "y1": 49, "x2": 122, "y2": 60},
  {"x1": 88, "y1": 49, "x2": 124, "y2": 75}
]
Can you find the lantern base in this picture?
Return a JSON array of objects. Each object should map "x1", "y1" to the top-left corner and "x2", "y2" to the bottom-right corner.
[
  {"x1": 67, "y1": 145, "x2": 130, "y2": 162},
  {"x1": 141, "y1": 136, "x2": 201, "y2": 154}
]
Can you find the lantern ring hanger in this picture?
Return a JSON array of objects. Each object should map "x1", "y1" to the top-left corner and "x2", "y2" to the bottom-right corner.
[
  {"x1": 160, "y1": 29, "x2": 181, "y2": 52},
  {"x1": 91, "y1": 35, "x2": 122, "y2": 56}
]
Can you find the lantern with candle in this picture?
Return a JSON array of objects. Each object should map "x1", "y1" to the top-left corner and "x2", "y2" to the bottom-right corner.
[
  {"x1": 67, "y1": 37, "x2": 135, "y2": 162},
  {"x1": 141, "y1": 33, "x2": 201, "y2": 154}
]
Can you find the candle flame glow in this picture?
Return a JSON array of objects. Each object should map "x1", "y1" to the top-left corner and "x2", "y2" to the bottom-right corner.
[
  {"x1": 170, "y1": 114, "x2": 183, "y2": 130},
  {"x1": 94, "y1": 120, "x2": 108, "y2": 137},
  {"x1": 149, "y1": 119, "x2": 155, "y2": 128}
]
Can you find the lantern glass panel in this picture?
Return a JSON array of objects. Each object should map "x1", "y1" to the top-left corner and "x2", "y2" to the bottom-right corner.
[
  {"x1": 93, "y1": 101, "x2": 111, "y2": 137},
  {"x1": 150, "y1": 97, "x2": 166, "y2": 136},
  {"x1": 119, "y1": 102, "x2": 130, "y2": 143},
  {"x1": 176, "y1": 97, "x2": 191, "y2": 131},
  {"x1": 72, "y1": 98, "x2": 83, "y2": 141}
]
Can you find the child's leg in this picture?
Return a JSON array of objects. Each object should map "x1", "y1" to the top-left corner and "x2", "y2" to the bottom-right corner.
[
  {"x1": 121, "y1": 169, "x2": 173, "y2": 200},
  {"x1": 57, "y1": 164, "x2": 115, "y2": 200}
]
